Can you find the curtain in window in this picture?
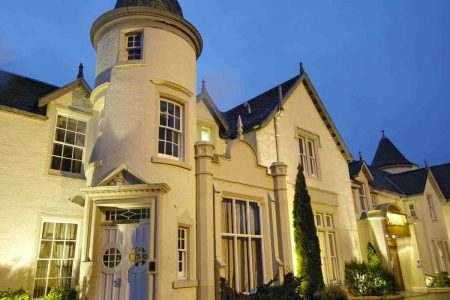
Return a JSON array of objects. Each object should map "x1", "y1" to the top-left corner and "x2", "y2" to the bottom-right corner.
[
  {"x1": 222, "y1": 237, "x2": 235, "y2": 289},
  {"x1": 237, "y1": 238, "x2": 249, "y2": 292},
  {"x1": 236, "y1": 201, "x2": 247, "y2": 234},
  {"x1": 251, "y1": 239, "x2": 263, "y2": 290}
]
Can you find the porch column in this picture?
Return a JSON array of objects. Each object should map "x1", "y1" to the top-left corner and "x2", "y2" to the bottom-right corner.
[
  {"x1": 195, "y1": 141, "x2": 215, "y2": 300},
  {"x1": 270, "y1": 162, "x2": 294, "y2": 272},
  {"x1": 367, "y1": 211, "x2": 390, "y2": 266}
]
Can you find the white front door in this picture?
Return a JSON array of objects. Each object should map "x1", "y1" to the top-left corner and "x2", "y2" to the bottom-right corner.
[{"x1": 97, "y1": 222, "x2": 150, "y2": 300}]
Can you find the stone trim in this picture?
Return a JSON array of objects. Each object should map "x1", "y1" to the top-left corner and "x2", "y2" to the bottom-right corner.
[{"x1": 172, "y1": 280, "x2": 198, "y2": 289}]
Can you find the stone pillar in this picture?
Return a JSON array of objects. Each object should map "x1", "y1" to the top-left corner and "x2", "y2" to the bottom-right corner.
[
  {"x1": 270, "y1": 162, "x2": 294, "y2": 272},
  {"x1": 195, "y1": 141, "x2": 215, "y2": 300},
  {"x1": 367, "y1": 211, "x2": 390, "y2": 267}
]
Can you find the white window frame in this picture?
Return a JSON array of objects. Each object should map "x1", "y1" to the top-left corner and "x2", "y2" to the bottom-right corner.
[
  {"x1": 358, "y1": 184, "x2": 368, "y2": 212},
  {"x1": 427, "y1": 195, "x2": 437, "y2": 221},
  {"x1": 50, "y1": 114, "x2": 87, "y2": 175},
  {"x1": 315, "y1": 212, "x2": 339, "y2": 283},
  {"x1": 33, "y1": 221, "x2": 79, "y2": 298},
  {"x1": 221, "y1": 198, "x2": 265, "y2": 293},
  {"x1": 408, "y1": 203, "x2": 417, "y2": 218},
  {"x1": 158, "y1": 99, "x2": 183, "y2": 160},
  {"x1": 125, "y1": 32, "x2": 143, "y2": 61},
  {"x1": 200, "y1": 126, "x2": 212, "y2": 142},
  {"x1": 299, "y1": 135, "x2": 320, "y2": 178},
  {"x1": 178, "y1": 227, "x2": 188, "y2": 280}
]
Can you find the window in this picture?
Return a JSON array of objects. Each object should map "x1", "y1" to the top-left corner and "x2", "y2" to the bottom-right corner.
[
  {"x1": 158, "y1": 100, "x2": 182, "y2": 159},
  {"x1": 315, "y1": 212, "x2": 339, "y2": 283},
  {"x1": 126, "y1": 32, "x2": 142, "y2": 60},
  {"x1": 105, "y1": 208, "x2": 150, "y2": 222},
  {"x1": 433, "y1": 240, "x2": 450, "y2": 272},
  {"x1": 371, "y1": 196, "x2": 377, "y2": 209},
  {"x1": 51, "y1": 115, "x2": 86, "y2": 174},
  {"x1": 178, "y1": 228, "x2": 188, "y2": 279},
  {"x1": 221, "y1": 198, "x2": 264, "y2": 292},
  {"x1": 34, "y1": 222, "x2": 78, "y2": 298},
  {"x1": 358, "y1": 185, "x2": 368, "y2": 212},
  {"x1": 427, "y1": 195, "x2": 436, "y2": 221},
  {"x1": 408, "y1": 203, "x2": 417, "y2": 218},
  {"x1": 98, "y1": 106, "x2": 104, "y2": 137},
  {"x1": 200, "y1": 126, "x2": 211, "y2": 142},
  {"x1": 299, "y1": 136, "x2": 319, "y2": 178}
]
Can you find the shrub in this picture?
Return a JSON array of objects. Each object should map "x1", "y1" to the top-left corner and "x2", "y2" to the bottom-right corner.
[
  {"x1": 220, "y1": 273, "x2": 305, "y2": 300},
  {"x1": 344, "y1": 260, "x2": 397, "y2": 296},
  {"x1": 313, "y1": 284, "x2": 348, "y2": 300},
  {"x1": 0, "y1": 289, "x2": 30, "y2": 300},
  {"x1": 367, "y1": 242, "x2": 381, "y2": 268},
  {"x1": 293, "y1": 164, "x2": 324, "y2": 299},
  {"x1": 430, "y1": 272, "x2": 450, "y2": 288},
  {"x1": 43, "y1": 287, "x2": 77, "y2": 300}
]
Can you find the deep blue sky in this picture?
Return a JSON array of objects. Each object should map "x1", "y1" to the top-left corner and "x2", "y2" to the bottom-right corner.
[{"x1": 1, "y1": 0, "x2": 449, "y2": 166}]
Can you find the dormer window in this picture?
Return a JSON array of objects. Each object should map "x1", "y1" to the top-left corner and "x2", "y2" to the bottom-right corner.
[{"x1": 126, "y1": 32, "x2": 142, "y2": 60}]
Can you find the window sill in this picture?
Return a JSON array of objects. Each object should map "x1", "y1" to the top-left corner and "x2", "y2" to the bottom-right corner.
[
  {"x1": 151, "y1": 156, "x2": 192, "y2": 170},
  {"x1": 114, "y1": 60, "x2": 146, "y2": 69},
  {"x1": 48, "y1": 169, "x2": 86, "y2": 180},
  {"x1": 172, "y1": 280, "x2": 198, "y2": 289}
]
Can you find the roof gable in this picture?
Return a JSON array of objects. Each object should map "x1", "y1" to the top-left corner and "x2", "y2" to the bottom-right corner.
[
  {"x1": 197, "y1": 87, "x2": 228, "y2": 135},
  {"x1": 98, "y1": 164, "x2": 147, "y2": 186},
  {"x1": 0, "y1": 69, "x2": 59, "y2": 115},
  {"x1": 431, "y1": 163, "x2": 450, "y2": 200},
  {"x1": 372, "y1": 134, "x2": 414, "y2": 168}
]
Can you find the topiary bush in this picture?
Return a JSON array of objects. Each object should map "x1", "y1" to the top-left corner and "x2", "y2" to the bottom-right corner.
[
  {"x1": 43, "y1": 287, "x2": 77, "y2": 300},
  {"x1": 0, "y1": 289, "x2": 30, "y2": 300},
  {"x1": 313, "y1": 284, "x2": 348, "y2": 300},
  {"x1": 293, "y1": 164, "x2": 324, "y2": 299}
]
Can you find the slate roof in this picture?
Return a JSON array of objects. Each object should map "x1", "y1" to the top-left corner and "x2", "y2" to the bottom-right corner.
[
  {"x1": 430, "y1": 163, "x2": 450, "y2": 200},
  {"x1": 0, "y1": 69, "x2": 59, "y2": 115},
  {"x1": 385, "y1": 169, "x2": 429, "y2": 196},
  {"x1": 222, "y1": 75, "x2": 300, "y2": 138},
  {"x1": 349, "y1": 160, "x2": 364, "y2": 178},
  {"x1": 372, "y1": 134, "x2": 415, "y2": 168},
  {"x1": 115, "y1": 0, "x2": 183, "y2": 17}
]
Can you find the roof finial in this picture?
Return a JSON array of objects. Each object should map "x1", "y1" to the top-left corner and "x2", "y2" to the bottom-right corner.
[
  {"x1": 300, "y1": 61, "x2": 305, "y2": 75},
  {"x1": 201, "y1": 79, "x2": 206, "y2": 92},
  {"x1": 77, "y1": 63, "x2": 84, "y2": 79},
  {"x1": 237, "y1": 115, "x2": 244, "y2": 140},
  {"x1": 382, "y1": 129, "x2": 386, "y2": 138},
  {"x1": 359, "y1": 150, "x2": 363, "y2": 161},
  {"x1": 425, "y1": 159, "x2": 429, "y2": 169}
]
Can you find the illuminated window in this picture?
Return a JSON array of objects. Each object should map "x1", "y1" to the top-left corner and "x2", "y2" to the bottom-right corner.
[
  {"x1": 103, "y1": 248, "x2": 122, "y2": 268},
  {"x1": 221, "y1": 198, "x2": 264, "y2": 293},
  {"x1": 299, "y1": 136, "x2": 319, "y2": 178},
  {"x1": 178, "y1": 228, "x2": 188, "y2": 279},
  {"x1": 158, "y1": 100, "x2": 182, "y2": 159},
  {"x1": 34, "y1": 222, "x2": 78, "y2": 298},
  {"x1": 358, "y1": 185, "x2": 368, "y2": 212},
  {"x1": 200, "y1": 126, "x2": 211, "y2": 142},
  {"x1": 51, "y1": 115, "x2": 86, "y2": 174},
  {"x1": 126, "y1": 32, "x2": 142, "y2": 60},
  {"x1": 427, "y1": 195, "x2": 437, "y2": 221},
  {"x1": 316, "y1": 212, "x2": 339, "y2": 283},
  {"x1": 408, "y1": 203, "x2": 417, "y2": 218}
]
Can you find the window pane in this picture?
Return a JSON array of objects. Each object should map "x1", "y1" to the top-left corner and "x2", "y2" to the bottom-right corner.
[
  {"x1": 251, "y1": 238, "x2": 263, "y2": 290},
  {"x1": 52, "y1": 242, "x2": 64, "y2": 259},
  {"x1": 64, "y1": 242, "x2": 76, "y2": 259},
  {"x1": 33, "y1": 279, "x2": 46, "y2": 298},
  {"x1": 65, "y1": 131, "x2": 75, "y2": 144},
  {"x1": 57, "y1": 116, "x2": 67, "y2": 129},
  {"x1": 36, "y1": 261, "x2": 49, "y2": 278},
  {"x1": 158, "y1": 141, "x2": 165, "y2": 154},
  {"x1": 63, "y1": 146, "x2": 73, "y2": 159},
  {"x1": 61, "y1": 260, "x2": 73, "y2": 277},
  {"x1": 67, "y1": 119, "x2": 77, "y2": 132},
  {"x1": 75, "y1": 134, "x2": 85, "y2": 147},
  {"x1": 76, "y1": 121, "x2": 86, "y2": 134},
  {"x1": 221, "y1": 199, "x2": 233, "y2": 233},
  {"x1": 42, "y1": 222, "x2": 55, "y2": 239},
  {"x1": 222, "y1": 237, "x2": 235, "y2": 289},
  {"x1": 55, "y1": 223, "x2": 66, "y2": 240},
  {"x1": 237, "y1": 238, "x2": 250, "y2": 292},
  {"x1": 72, "y1": 161, "x2": 82, "y2": 174},
  {"x1": 48, "y1": 260, "x2": 61, "y2": 278},
  {"x1": 53, "y1": 144, "x2": 63, "y2": 156},
  {"x1": 51, "y1": 157, "x2": 62, "y2": 170},
  {"x1": 236, "y1": 201, "x2": 247, "y2": 234},
  {"x1": 66, "y1": 224, "x2": 77, "y2": 240},
  {"x1": 62, "y1": 159, "x2": 71, "y2": 172},
  {"x1": 73, "y1": 148, "x2": 83, "y2": 160},
  {"x1": 39, "y1": 241, "x2": 52, "y2": 259},
  {"x1": 249, "y1": 203, "x2": 261, "y2": 235},
  {"x1": 56, "y1": 129, "x2": 65, "y2": 142}
]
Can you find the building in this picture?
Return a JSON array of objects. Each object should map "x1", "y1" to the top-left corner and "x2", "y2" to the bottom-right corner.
[{"x1": 0, "y1": 1, "x2": 449, "y2": 299}]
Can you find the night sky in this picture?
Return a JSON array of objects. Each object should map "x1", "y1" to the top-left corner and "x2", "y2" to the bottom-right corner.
[{"x1": 0, "y1": 0, "x2": 449, "y2": 166}]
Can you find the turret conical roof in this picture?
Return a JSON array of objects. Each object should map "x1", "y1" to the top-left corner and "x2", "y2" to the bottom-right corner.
[
  {"x1": 371, "y1": 132, "x2": 414, "y2": 168},
  {"x1": 115, "y1": 0, "x2": 183, "y2": 17}
]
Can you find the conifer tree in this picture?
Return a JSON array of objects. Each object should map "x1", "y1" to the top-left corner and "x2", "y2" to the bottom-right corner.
[{"x1": 293, "y1": 164, "x2": 324, "y2": 299}]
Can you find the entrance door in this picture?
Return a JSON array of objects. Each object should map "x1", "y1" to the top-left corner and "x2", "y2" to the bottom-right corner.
[
  {"x1": 98, "y1": 222, "x2": 150, "y2": 300},
  {"x1": 389, "y1": 246, "x2": 405, "y2": 291}
]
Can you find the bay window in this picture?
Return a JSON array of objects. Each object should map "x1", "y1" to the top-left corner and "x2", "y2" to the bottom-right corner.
[{"x1": 221, "y1": 198, "x2": 264, "y2": 293}]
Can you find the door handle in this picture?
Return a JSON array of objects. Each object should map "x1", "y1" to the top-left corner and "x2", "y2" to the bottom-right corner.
[{"x1": 113, "y1": 278, "x2": 122, "y2": 288}]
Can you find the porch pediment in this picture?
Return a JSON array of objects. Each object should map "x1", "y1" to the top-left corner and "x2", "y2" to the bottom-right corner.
[{"x1": 98, "y1": 164, "x2": 147, "y2": 187}]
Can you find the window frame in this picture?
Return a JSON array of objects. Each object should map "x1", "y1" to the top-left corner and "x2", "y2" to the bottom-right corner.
[
  {"x1": 298, "y1": 132, "x2": 320, "y2": 179},
  {"x1": 177, "y1": 227, "x2": 188, "y2": 280},
  {"x1": 408, "y1": 203, "x2": 417, "y2": 218},
  {"x1": 50, "y1": 114, "x2": 87, "y2": 176},
  {"x1": 33, "y1": 221, "x2": 79, "y2": 298},
  {"x1": 315, "y1": 212, "x2": 340, "y2": 283},
  {"x1": 158, "y1": 99, "x2": 183, "y2": 160},
  {"x1": 125, "y1": 31, "x2": 143, "y2": 61},
  {"x1": 221, "y1": 198, "x2": 265, "y2": 293},
  {"x1": 358, "y1": 184, "x2": 368, "y2": 212},
  {"x1": 427, "y1": 195, "x2": 437, "y2": 221}
]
